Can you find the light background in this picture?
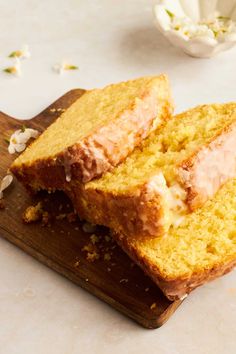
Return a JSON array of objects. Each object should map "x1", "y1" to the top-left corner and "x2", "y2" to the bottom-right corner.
[{"x1": 0, "y1": 1, "x2": 236, "y2": 353}]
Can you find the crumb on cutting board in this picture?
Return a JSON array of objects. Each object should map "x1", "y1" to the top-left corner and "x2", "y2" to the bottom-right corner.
[
  {"x1": 150, "y1": 302, "x2": 157, "y2": 310},
  {"x1": 22, "y1": 202, "x2": 43, "y2": 223}
]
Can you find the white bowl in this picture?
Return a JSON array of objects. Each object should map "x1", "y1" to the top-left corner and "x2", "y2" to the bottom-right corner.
[{"x1": 153, "y1": 0, "x2": 236, "y2": 58}]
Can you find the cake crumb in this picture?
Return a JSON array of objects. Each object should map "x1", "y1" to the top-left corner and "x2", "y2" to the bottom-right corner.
[
  {"x1": 107, "y1": 267, "x2": 111, "y2": 272},
  {"x1": 90, "y1": 234, "x2": 99, "y2": 244},
  {"x1": 104, "y1": 253, "x2": 111, "y2": 261},
  {"x1": 87, "y1": 252, "x2": 100, "y2": 262},
  {"x1": 74, "y1": 260, "x2": 80, "y2": 268},
  {"x1": 82, "y1": 222, "x2": 97, "y2": 233},
  {"x1": 150, "y1": 302, "x2": 157, "y2": 310},
  {"x1": 56, "y1": 213, "x2": 67, "y2": 220},
  {"x1": 22, "y1": 202, "x2": 43, "y2": 223},
  {"x1": 145, "y1": 287, "x2": 150, "y2": 292},
  {"x1": 120, "y1": 278, "x2": 128, "y2": 284},
  {"x1": 82, "y1": 242, "x2": 100, "y2": 262}
]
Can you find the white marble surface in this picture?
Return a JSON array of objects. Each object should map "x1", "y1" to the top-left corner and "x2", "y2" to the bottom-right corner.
[{"x1": 0, "y1": 1, "x2": 236, "y2": 353}]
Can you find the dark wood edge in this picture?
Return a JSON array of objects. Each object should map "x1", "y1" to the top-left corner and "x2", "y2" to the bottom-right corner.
[{"x1": 0, "y1": 223, "x2": 179, "y2": 329}]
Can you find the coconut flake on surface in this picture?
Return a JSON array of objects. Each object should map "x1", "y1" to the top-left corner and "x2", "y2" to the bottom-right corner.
[
  {"x1": 164, "y1": 9, "x2": 236, "y2": 40},
  {"x1": 3, "y1": 58, "x2": 22, "y2": 76},
  {"x1": 8, "y1": 45, "x2": 31, "y2": 60},
  {"x1": 0, "y1": 175, "x2": 13, "y2": 199},
  {"x1": 52, "y1": 62, "x2": 79, "y2": 75},
  {"x1": 8, "y1": 127, "x2": 39, "y2": 154}
]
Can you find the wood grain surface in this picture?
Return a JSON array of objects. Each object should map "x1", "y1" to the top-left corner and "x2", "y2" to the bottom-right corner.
[{"x1": 0, "y1": 89, "x2": 182, "y2": 329}]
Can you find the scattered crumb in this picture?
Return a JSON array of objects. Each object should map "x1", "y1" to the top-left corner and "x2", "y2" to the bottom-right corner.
[
  {"x1": 107, "y1": 267, "x2": 111, "y2": 272},
  {"x1": 145, "y1": 288, "x2": 150, "y2": 292},
  {"x1": 104, "y1": 253, "x2": 111, "y2": 261},
  {"x1": 90, "y1": 234, "x2": 99, "y2": 244},
  {"x1": 74, "y1": 260, "x2": 80, "y2": 268},
  {"x1": 56, "y1": 213, "x2": 67, "y2": 220},
  {"x1": 85, "y1": 278, "x2": 89, "y2": 282},
  {"x1": 74, "y1": 227, "x2": 79, "y2": 231},
  {"x1": 119, "y1": 278, "x2": 128, "y2": 284},
  {"x1": 130, "y1": 262, "x2": 135, "y2": 268},
  {"x1": 82, "y1": 243, "x2": 99, "y2": 262},
  {"x1": 49, "y1": 108, "x2": 56, "y2": 113},
  {"x1": 87, "y1": 252, "x2": 99, "y2": 262},
  {"x1": 22, "y1": 202, "x2": 43, "y2": 223},
  {"x1": 105, "y1": 235, "x2": 111, "y2": 242},
  {"x1": 82, "y1": 222, "x2": 97, "y2": 233},
  {"x1": 150, "y1": 303, "x2": 157, "y2": 310},
  {"x1": 59, "y1": 204, "x2": 63, "y2": 211}
]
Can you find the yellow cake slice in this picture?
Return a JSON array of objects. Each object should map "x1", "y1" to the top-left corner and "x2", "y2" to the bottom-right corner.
[
  {"x1": 66, "y1": 103, "x2": 236, "y2": 238},
  {"x1": 112, "y1": 178, "x2": 236, "y2": 300},
  {"x1": 11, "y1": 75, "x2": 173, "y2": 184}
]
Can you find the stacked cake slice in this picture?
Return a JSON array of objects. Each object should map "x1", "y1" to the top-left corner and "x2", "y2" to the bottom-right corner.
[{"x1": 10, "y1": 75, "x2": 236, "y2": 300}]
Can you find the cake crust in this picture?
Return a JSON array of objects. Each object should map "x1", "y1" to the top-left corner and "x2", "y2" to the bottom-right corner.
[
  {"x1": 178, "y1": 118, "x2": 236, "y2": 210},
  {"x1": 113, "y1": 231, "x2": 236, "y2": 301}
]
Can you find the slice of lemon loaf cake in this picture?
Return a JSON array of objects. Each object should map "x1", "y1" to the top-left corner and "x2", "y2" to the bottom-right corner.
[
  {"x1": 112, "y1": 177, "x2": 236, "y2": 300},
  {"x1": 11, "y1": 75, "x2": 173, "y2": 184},
  {"x1": 66, "y1": 103, "x2": 236, "y2": 238}
]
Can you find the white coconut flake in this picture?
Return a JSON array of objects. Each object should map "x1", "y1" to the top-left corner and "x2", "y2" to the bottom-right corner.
[
  {"x1": 8, "y1": 127, "x2": 39, "y2": 154},
  {"x1": 180, "y1": 294, "x2": 188, "y2": 301},
  {"x1": 165, "y1": 9, "x2": 236, "y2": 40},
  {"x1": 0, "y1": 175, "x2": 13, "y2": 199},
  {"x1": 52, "y1": 62, "x2": 79, "y2": 75}
]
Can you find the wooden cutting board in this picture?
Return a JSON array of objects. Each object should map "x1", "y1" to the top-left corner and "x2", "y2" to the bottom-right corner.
[{"x1": 0, "y1": 89, "x2": 182, "y2": 329}]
